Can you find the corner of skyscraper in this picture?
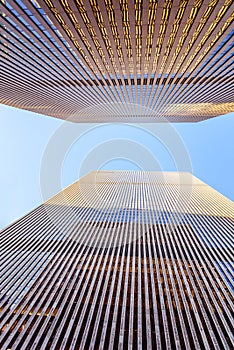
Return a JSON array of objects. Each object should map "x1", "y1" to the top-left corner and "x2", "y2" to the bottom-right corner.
[{"x1": 0, "y1": 171, "x2": 233, "y2": 349}]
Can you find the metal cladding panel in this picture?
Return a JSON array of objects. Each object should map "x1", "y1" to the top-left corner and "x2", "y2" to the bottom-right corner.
[
  {"x1": 0, "y1": 171, "x2": 233, "y2": 349},
  {"x1": 0, "y1": 0, "x2": 233, "y2": 122}
]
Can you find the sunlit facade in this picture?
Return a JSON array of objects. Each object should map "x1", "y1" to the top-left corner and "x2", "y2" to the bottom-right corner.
[
  {"x1": 1, "y1": 0, "x2": 233, "y2": 122},
  {"x1": 0, "y1": 171, "x2": 233, "y2": 349}
]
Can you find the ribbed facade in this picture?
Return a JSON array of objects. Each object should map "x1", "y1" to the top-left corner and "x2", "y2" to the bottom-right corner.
[
  {"x1": 1, "y1": 0, "x2": 233, "y2": 122},
  {"x1": 0, "y1": 171, "x2": 233, "y2": 349}
]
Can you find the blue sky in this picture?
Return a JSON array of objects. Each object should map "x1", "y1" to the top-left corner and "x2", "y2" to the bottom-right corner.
[{"x1": 0, "y1": 104, "x2": 233, "y2": 230}]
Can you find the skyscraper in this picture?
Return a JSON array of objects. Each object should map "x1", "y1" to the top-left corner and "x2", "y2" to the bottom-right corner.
[
  {"x1": 0, "y1": 171, "x2": 233, "y2": 349},
  {"x1": 1, "y1": 1, "x2": 233, "y2": 122}
]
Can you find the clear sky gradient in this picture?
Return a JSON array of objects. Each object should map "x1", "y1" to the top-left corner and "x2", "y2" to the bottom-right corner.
[{"x1": 0, "y1": 104, "x2": 233, "y2": 230}]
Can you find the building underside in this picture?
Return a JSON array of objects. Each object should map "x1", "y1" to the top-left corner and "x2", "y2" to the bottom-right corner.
[
  {"x1": 0, "y1": 0, "x2": 233, "y2": 122},
  {"x1": 0, "y1": 171, "x2": 233, "y2": 349}
]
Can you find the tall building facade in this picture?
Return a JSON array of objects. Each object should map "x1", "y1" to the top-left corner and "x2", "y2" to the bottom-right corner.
[
  {"x1": 0, "y1": 171, "x2": 233, "y2": 349},
  {"x1": 1, "y1": 0, "x2": 233, "y2": 122}
]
